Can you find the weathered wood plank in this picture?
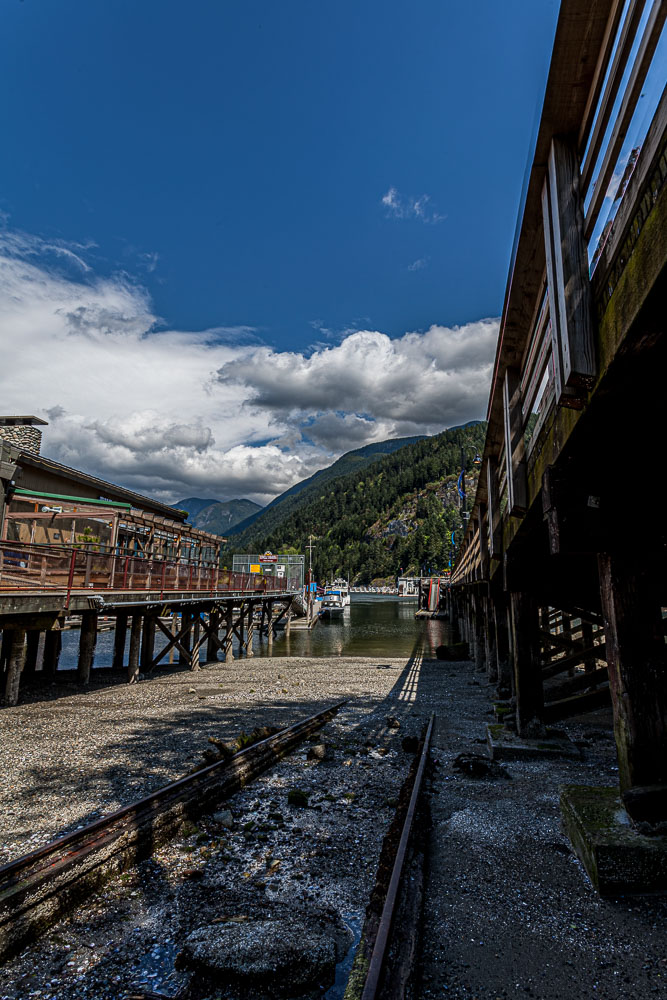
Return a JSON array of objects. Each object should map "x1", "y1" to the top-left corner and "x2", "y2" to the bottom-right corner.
[{"x1": 545, "y1": 136, "x2": 596, "y2": 391}]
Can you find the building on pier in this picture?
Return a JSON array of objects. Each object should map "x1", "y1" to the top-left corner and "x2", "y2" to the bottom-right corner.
[{"x1": 0, "y1": 422, "x2": 301, "y2": 706}]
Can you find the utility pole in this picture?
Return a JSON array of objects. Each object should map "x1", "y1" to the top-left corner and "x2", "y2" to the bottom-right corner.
[
  {"x1": 306, "y1": 534, "x2": 315, "y2": 583},
  {"x1": 305, "y1": 534, "x2": 316, "y2": 626}
]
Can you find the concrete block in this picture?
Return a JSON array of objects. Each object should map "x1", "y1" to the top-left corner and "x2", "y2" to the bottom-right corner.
[
  {"x1": 486, "y1": 723, "x2": 580, "y2": 761},
  {"x1": 560, "y1": 784, "x2": 667, "y2": 896}
]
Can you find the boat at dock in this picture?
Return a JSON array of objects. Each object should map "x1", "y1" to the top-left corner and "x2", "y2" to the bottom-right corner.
[{"x1": 320, "y1": 591, "x2": 345, "y2": 618}]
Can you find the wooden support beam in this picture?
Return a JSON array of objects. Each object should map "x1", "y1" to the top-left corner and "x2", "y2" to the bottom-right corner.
[
  {"x1": 237, "y1": 606, "x2": 245, "y2": 655},
  {"x1": 77, "y1": 611, "x2": 98, "y2": 686},
  {"x1": 225, "y1": 605, "x2": 234, "y2": 662},
  {"x1": 24, "y1": 631, "x2": 40, "y2": 677},
  {"x1": 484, "y1": 595, "x2": 498, "y2": 684},
  {"x1": 140, "y1": 614, "x2": 155, "y2": 672},
  {"x1": 42, "y1": 629, "x2": 62, "y2": 680},
  {"x1": 113, "y1": 611, "x2": 128, "y2": 670},
  {"x1": 492, "y1": 596, "x2": 512, "y2": 698},
  {"x1": 178, "y1": 610, "x2": 191, "y2": 666},
  {"x1": 581, "y1": 620, "x2": 596, "y2": 673},
  {"x1": 472, "y1": 595, "x2": 485, "y2": 673},
  {"x1": 509, "y1": 592, "x2": 544, "y2": 736},
  {"x1": 542, "y1": 643, "x2": 607, "y2": 680},
  {"x1": 191, "y1": 612, "x2": 201, "y2": 670},
  {"x1": 545, "y1": 665, "x2": 608, "y2": 703},
  {"x1": 598, "y1": 552, "x2": 667, "y2": 819},
  {"x1": 4, "y1": 629, "x2": 26, "y2": 706},
  {"x1": 267, "y1": 600, "x2": 274, "y2": 647},
  {"x1": 206, "y1": 609, "x2": 220, "y2": 662},
  {"x1": 128, "y1": 615, "x2": 142, "y2": 683},
  {"x1": 152, "y1": 614, "x2": 194, "y2": 667},
  {"x1": 543, "y1": 686, "x2": 611, "y2": 723},
  {"x1": 244, "y1": 605, "x2": 255, "y2": 657}
]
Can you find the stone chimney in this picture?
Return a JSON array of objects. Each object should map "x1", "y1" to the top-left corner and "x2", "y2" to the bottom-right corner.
[{"x1": 0, "y1": 416, "x2": 48, "y2": 455}]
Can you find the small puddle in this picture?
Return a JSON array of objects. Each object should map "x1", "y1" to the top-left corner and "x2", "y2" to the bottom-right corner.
[
  {"x1": 129, "y1": 938, "x2": 188, "y2": 997},
  {"x1": 325, "y1": 912, "x2": 363, "y2": 1000}
]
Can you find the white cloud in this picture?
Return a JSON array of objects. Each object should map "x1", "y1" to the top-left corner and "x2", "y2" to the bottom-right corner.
[
  {"x1": 381, "y1": 187, "x2": 446, "y2": 224},
  {"x1": 0, "y1": 227, "x2": 495, "y2": 504},
  {"x1": 408, "y1": 257, "x2": 428, "y2": 271}
]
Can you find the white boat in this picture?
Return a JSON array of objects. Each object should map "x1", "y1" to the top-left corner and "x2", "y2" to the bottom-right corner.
[
  {"x1": 330, "y1": 578, "x2": 351, "y2": 606},
  {"x1": 320, "y1": 591, "x2": 345, "y2": 617}
]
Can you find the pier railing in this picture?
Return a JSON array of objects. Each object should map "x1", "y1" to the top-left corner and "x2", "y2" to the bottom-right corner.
[{"x1": 0, "y1": 540, "x2": 298, "y2": 600}]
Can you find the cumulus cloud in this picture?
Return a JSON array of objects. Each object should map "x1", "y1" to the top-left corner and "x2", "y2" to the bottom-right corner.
[
  {"x1": 408, "y1": 257, "x2": 428, "y2": 272},
  {"x1": 381, "y1": 187, "x2": 446, "y2": 224},
  {"x1": 0, "y1": 227, "x2": 496, "y2": 504}
]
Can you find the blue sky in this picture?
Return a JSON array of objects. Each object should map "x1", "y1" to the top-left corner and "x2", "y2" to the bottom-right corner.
[{"x1": 0, "y1": 0, "x2": 560, "y2": 502}]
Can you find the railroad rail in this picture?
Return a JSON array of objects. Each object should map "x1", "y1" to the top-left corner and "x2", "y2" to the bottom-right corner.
[
  {"x1": 346, "y1": 712, "x2": 435, "y2": 1000},
  {"x1": 0, "y1": 700, "x2": 345, "y2": 964}
]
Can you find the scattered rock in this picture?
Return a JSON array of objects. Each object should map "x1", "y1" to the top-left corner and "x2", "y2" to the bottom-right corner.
[
  {"x1": 307, "y1": 743, "x2": 327, "y2": 761},
  {"x1": 177, "y1": 917, "x2": 337, "y2": 993},
  {"x1": 287, "y1": 788, "x2": 309, "y2": 808},
  {"x1": 452, "y1": 752, "x2": 511, "y2": 780},
  {"x1": 386, "y1": 716, "x2": 401, "y2": 729},
  {"x1": 212, "y1": 809, "x2": 234, "y2": 828}
]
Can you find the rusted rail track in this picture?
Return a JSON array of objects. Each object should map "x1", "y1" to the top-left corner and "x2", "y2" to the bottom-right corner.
[
  {"x1": 345, "y1": 712, "x2": 434, "y2": 1000},
  {"x1": 0, "y1": 700, "x2": 346, "y2": 964}
]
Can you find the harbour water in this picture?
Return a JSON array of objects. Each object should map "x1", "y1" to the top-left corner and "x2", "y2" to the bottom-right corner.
[{"x1": 57, "y1": 594, "x2": 450, "y2": 669}]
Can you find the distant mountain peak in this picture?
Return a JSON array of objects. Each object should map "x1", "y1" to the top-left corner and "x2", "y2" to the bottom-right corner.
[{"x1": 173, "y1": 497, "x2": 263, "y2": 535}]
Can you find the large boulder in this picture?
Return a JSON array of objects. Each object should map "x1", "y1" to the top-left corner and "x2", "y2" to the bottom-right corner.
[{"x1": 178, "y1": 916, "x2": 340, "y2": 994}]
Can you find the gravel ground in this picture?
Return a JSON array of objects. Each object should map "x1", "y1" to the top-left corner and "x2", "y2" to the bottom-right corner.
[
  {"x1": 0, "y1": 652, "x2": 425, "y2": 999},
  {"x1": 1, "y1": 650, "x2": 666, "y2": 999},
  {"x1": 416, "y1": 665, "x2": 667, "y2": 1000}
]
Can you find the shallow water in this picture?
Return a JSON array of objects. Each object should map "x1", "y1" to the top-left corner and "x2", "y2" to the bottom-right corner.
[{"x1": 58, "y1": 595, "x2": 450, "y2": 669}]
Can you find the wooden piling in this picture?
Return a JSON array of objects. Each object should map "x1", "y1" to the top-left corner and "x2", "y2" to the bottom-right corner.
[
  {"x1": 484, "y1": 597, "x2": 498, "y2": 684},
  {"x1": 509, "y1": 591, "x2": 543, "y2": 735},
  {"x1": 42, "y1": 630, "x2": 62, "y2": 680},
  {"x1": 77, "y1": 611, "x2": 98, "y2": 685},
  {"x1": 244, "y1": 603, "x2": 254, "y2": 657},
  {"x1": 207, "y1": 609, "x2": 220, "y2": 663},
  {"x1": 598, "y1": 552, "x2": 667, "y2": 816},
  {"x1": 113, "y1": 611, "x2": 128, "y2": 670},
  {"x1": 225, "y1": 605, "x2": 234, "y2": 662},
  {"x1": 493, "y1": 598, "x2": 512, "y2": 698},
  {"x1": 4, "y1": 629, "x2": 26, "y2": 706},
  {"x1": 179, "y1": 610, "x2": 191, "y2": 666},
  {"x1": 23, "y1": 631, "x2": 40, "y2": 678},
  {"x1": 191, "y1": 611, "x2": 201, "y2": 670},
  {"x1": 267, "y1": 599, "x2": 274, "y2": 648},
  {"x1": 128, "y1": 614, "x2": 142, "y2": 683},
  {"x1": 140, "y1": 614, "x2": 155, "y2": 672}
]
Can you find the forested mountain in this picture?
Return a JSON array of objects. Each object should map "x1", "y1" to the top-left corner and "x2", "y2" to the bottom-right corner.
[
  {"x1": 174, "y1": 497, "x2": 263, "y2": 535},
  {"x1": 224, "y1": 422, "x2": 486, "y2": 583},
  {"x1": 227, "y1": 434, "x2": 428, "y2": 537}
]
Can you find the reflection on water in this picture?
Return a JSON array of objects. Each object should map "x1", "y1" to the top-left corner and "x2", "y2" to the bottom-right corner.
[
  {"x1": 58, "y1": 595, "x2": 451, "y2": 669},
  {"x1": 276, "y1": 595, "x2": 450, "y2": 659}
]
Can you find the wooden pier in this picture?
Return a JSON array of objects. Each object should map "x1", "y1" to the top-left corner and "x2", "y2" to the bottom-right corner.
[
  {"x1": 450, "y1": 0, "x2": 667, "y2": 881},
  {"x1": 0, "y1": 444, "x2": 301, "y2": 706}
]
